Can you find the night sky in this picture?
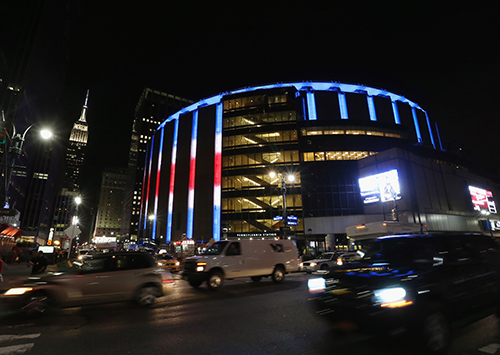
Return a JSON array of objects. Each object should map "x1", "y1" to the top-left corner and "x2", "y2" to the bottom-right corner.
[{"x1": 59, "y1": 1, "x2": 498, "y2": 207}]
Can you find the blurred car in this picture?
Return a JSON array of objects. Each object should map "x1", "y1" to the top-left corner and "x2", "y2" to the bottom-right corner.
[
  {"x1": 334, "y1": 251, "x2": 362, "y2": 266},
  {"x1": 300, "y1": 252, "x2": 340, "y2": 273},
  {"x1": 308, "y1": 233, "x2": 500, "y2": 354},
  {"x1": 1, "y1": 251, "x2": 174, "y2": 314},
  {"x1": 156, "y1": 254, "x2": 180, "y2": 272}
]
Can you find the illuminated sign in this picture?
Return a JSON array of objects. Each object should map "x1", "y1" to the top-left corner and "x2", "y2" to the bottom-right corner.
[
  {"x1": 469, "y1": 186, "x2": 497, "y2": 213},
  {"x1": 359, "y1": 169, "x2": 401, "y2": 204},
  {"x1": 273, "y1": 216, "x2": 283, "y2": 221}
]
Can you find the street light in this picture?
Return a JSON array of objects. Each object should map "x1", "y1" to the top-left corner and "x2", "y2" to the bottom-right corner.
[
  {"x1": 0, "y1": 118, "x2": 53, "y2": 209},
  {"x1": 269, "y1": 171, "x2": 295, "y2": 239},
  {"x1": 148, "y1": 214, "x2": 155, "y2": 243}
]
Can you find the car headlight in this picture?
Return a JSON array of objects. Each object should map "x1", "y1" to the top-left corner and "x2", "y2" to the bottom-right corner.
[
  {"x1": 299, "y1": 262, "x2": 303, "y2": 268},
  {"x1": 196, "y1": 262, "x2": 206, "y2": 272},
  {"x1": 336, "y1": 258, "x2": 343, "y2": 266},
  {"x1": 175, "y1": 261, "x2": 180, "y2": 266},
  {"x1": 308, "y1": 278, "x2": 326, "y2": 294},
  {"x1": 373, "y1": 287, "x2": 413, "y2": 308},
  {"x1": 310, "y1": 262, "x2": 317, "y2": 267},
  {"x1": 4, "y1": 287, "x2": 34, "y2": 296}
]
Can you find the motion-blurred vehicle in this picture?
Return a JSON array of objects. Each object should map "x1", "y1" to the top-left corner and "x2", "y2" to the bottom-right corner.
[
  {"x1": 156, "y1": 254, "x2": 180, "y2": 272},
  {"x1": 1, "y1": 251, "x2": 174, "y2": 314},
  {"x1": 300, "y1": 252, "x2": 340, "y2": 273},
  {"x1": 183, "y1": 239, "x2": 300, "y2": 290},
  {"x1": 307, "y1": 233, "x2": 500, "y2": 354},
  {"x1": 335, "y1": 251, "x2": 362, "y2": 266}
]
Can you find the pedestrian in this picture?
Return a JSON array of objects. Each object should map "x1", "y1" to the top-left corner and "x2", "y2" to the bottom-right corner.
[{"x1": 29, "y1": 251, "x2": 48, "y2": 275}]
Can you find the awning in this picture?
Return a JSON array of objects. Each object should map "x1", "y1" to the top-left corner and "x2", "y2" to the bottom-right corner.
[{"x1": 0, "y1": 224, "x2": 25, "y2": 238}]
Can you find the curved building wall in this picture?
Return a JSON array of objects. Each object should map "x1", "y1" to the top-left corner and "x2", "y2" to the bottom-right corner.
[{"x1": 140, "y1": 81, "x2": 441, "y2": 243}]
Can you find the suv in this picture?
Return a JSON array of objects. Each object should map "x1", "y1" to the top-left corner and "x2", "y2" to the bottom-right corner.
[
  {"x1": 308, "y1": 233, "x2": 500, "y2": 354},
  {"x1": 1, "y1": 252, "x2": 174, "y2": 314}
]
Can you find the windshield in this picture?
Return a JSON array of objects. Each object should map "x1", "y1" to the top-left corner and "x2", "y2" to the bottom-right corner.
[{"x1": 203, "y1": 241, "x2": 229, "y2": 255}]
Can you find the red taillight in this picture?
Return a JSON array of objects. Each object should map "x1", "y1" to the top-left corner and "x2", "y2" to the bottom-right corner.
[{"x1": 162, "y1": 278, "x2": 174, "y2": 284}]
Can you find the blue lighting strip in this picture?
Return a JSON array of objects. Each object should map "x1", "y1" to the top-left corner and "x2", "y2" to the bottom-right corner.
[
  {"x1": 338, "y1": 92, "x2": 348, "y2": 119},
  {"x1": 166, "y1": 118, "x2": 179, "y2": 242},
  {"x1": 213, "y1": 102, "x2": 223, "y2": 242},
  {"x1": 391, "y1": 100, "x2": 401, "y2": 124},
  {"x1": 411, "y1": 107, "x2": 423, "y2": 143},
  {"x1": 424, "y1": 112, "x2": 436, "y2": 149},
  {"x1": 435, "y1": 122, "x2": 444, "y2": 151},
  {"x1": 306, "y1": 91, "x2": 317, "y2": 120},
  {"x1": 367, "y1": 96, "x2": 377, "y2": 121},
  {"x1": 187, "y1": 110, "x2": 199, "y2": 240},
  {"x1": 152, "y1": 127, "x2": 165, "y2": 242}
]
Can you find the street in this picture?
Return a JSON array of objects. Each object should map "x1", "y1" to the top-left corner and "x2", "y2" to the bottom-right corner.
[{"x1": 1, "y1": 271, "x2": 500, "y2": 355}]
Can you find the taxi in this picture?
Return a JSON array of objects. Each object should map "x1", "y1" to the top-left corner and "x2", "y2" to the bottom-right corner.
[{"x1": 156, "y1": 254, "x2": 180, "y2": 272}]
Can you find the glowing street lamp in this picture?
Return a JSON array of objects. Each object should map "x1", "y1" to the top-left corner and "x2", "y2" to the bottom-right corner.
[
  {"x1": 0, "y1": 120, "x2": 53, "y2": 209},
  {"x1": 269, "y1": 171, "x2": 295, "y2": 238}
]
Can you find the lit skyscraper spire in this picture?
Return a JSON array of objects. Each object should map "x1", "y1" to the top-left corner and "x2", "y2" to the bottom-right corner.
[{"x1": 65, "y1": 90, "x2": 89, "y2": 189}]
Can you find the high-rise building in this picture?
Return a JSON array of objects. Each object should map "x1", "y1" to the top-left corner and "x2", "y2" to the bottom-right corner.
[
  {"x1": 94, "y1": 168, "x2": 127, "y2": 239},
  {"x1": 65, "y1": 91, "x2": 89, "y2": 190},
  {"x1": 121, "y1": 88, "x2": 193, "y2": 242}
]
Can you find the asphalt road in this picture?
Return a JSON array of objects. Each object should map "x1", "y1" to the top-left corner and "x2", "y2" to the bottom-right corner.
[{"x1": 1, "y1": 270, "x2": 500, "y2": 355}]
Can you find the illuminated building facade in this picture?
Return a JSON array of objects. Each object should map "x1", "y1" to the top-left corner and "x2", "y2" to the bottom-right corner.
[
  {"x1": 94, "y1": 168, "x2": 127, "y2": 238},
  {"x1": 140, "y1": 81, "x2": 499, "y2": 250},
  {"x1": 64, "y1": 91, "x2": 89, "y2": 190}
]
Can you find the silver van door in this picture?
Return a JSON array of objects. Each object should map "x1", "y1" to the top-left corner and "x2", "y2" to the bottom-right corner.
[{"x1": 222, "y1": 242, "x2": 246, "y2": 278}]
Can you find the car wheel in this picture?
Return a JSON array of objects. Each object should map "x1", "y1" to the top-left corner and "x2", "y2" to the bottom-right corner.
[
  {"x1": 136, "y1": 286, "x2": 158, "y2": 306},
  {"x1": 251, "y1": 276, "x2": 262, "y2": 282},
  {"x1": 420, "y1": 312, "x2": 450, "y2": 354},
  {"x1": 189, "y1": 279, "x2": 202, "y2": 288},
  {"x1": 271, "y1": 266, "x2": 285, "y2": 283},
  {"x1": 22, "y1": 291, "x2": 50, "y2": 315},
  {"x1": 320, "y1": 264, "x2": 329, "y2": 270},
  {"x1": 207, "y1": 271, "x2": 224, "y2": 290}
]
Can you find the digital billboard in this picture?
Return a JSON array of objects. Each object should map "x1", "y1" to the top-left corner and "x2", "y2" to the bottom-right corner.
[
  {"x1": 468, "y1": 186, "x2": 497, "y2": 213},
  {"x1": 359, "y1": 169, "x2": 401, "y2": 204}
]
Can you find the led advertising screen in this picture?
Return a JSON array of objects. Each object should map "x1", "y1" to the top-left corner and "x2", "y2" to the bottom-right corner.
[
  {"x1": 469, "y1": 186, "x2": 497, "y2": 213},
  {"x1": 359, "y1": 169, "x2": 401, "y2": 204}
]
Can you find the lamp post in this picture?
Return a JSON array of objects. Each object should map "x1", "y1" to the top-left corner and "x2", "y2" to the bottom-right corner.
[
  {"x1": 148, "y1": 214, "x2": 155, "y2": 244},
  {"x1": 0, "y1": 118, "x2": 53, "y2": 210},
  {"x1": 269, "y1": 171, "x2": 295, "y2": 239}
]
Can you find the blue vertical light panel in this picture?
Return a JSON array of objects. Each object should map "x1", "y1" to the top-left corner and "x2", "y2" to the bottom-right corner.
[
  {"x1": 391, "y1": 100, "x2": 401, "y2": 124},
  {"x1": 411, "y1": 107, "x2": 423, "y2": 143},
  {"x1": 306, "y1": 91, "x2": 317, "y2": 120},
  {"x1": 338, "y1": 92, "x2": 348, "y2": 119},
  {"x1": 424, "y1": 112, "x2": 436, "y2": 149},
  {"x1": 367, "y1": 96, "x2": 377, "y2": 121}
]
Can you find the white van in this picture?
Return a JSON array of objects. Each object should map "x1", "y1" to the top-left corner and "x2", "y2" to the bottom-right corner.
[{"x1": 182, "y1": 239, "x2": 300, "y2": 290}]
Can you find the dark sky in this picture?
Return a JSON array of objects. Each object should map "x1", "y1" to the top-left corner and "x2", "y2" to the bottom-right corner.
[{"x1": 61, "y1": 0, "x2": 499, "y2": 205}]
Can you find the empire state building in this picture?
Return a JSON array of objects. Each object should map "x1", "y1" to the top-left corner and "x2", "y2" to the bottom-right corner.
[{"x1": 65, "y1": 90, "x2": 89, "y2": 190}]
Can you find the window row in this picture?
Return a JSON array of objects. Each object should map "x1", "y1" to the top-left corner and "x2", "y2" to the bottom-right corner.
[
  {"x1": 222, "y1": 194, "x2": 302, "y2": 211},
  {"x1": 223, "y1": 130, "x2": 298, "y2": 148},
  {"x1": 223, "y1": 94, "x2": 288, "y2": 111},
  {"x1": 303, "y1": 151, "x2": 378, "y2": 162},
  {"x1": 222, "y1": 174, "x2": 301, "y2": 190},
  {"x1": 301, "y1": 127, "x2": 404, "y2": 139},
  {"x1": 223, "y1": 151, "x2": 300, "y2": 168},
  {"x1": 222, "y1": 218, "x2": 304, "y2": 233},
  {"x1": 223, "y1": 111, "x2": 296, "y2": 129}
]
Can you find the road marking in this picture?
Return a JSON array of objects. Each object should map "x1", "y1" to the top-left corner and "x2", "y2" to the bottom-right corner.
[
  {"x1": 0, "y1": 343, "x2": 35, "y2": 355},
  {"x1": 0, "y1": 334, "x2": 41, "y2": 342},
  {"x1": 479, "y1": 343, "x2": 500, "y2": 354}
]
